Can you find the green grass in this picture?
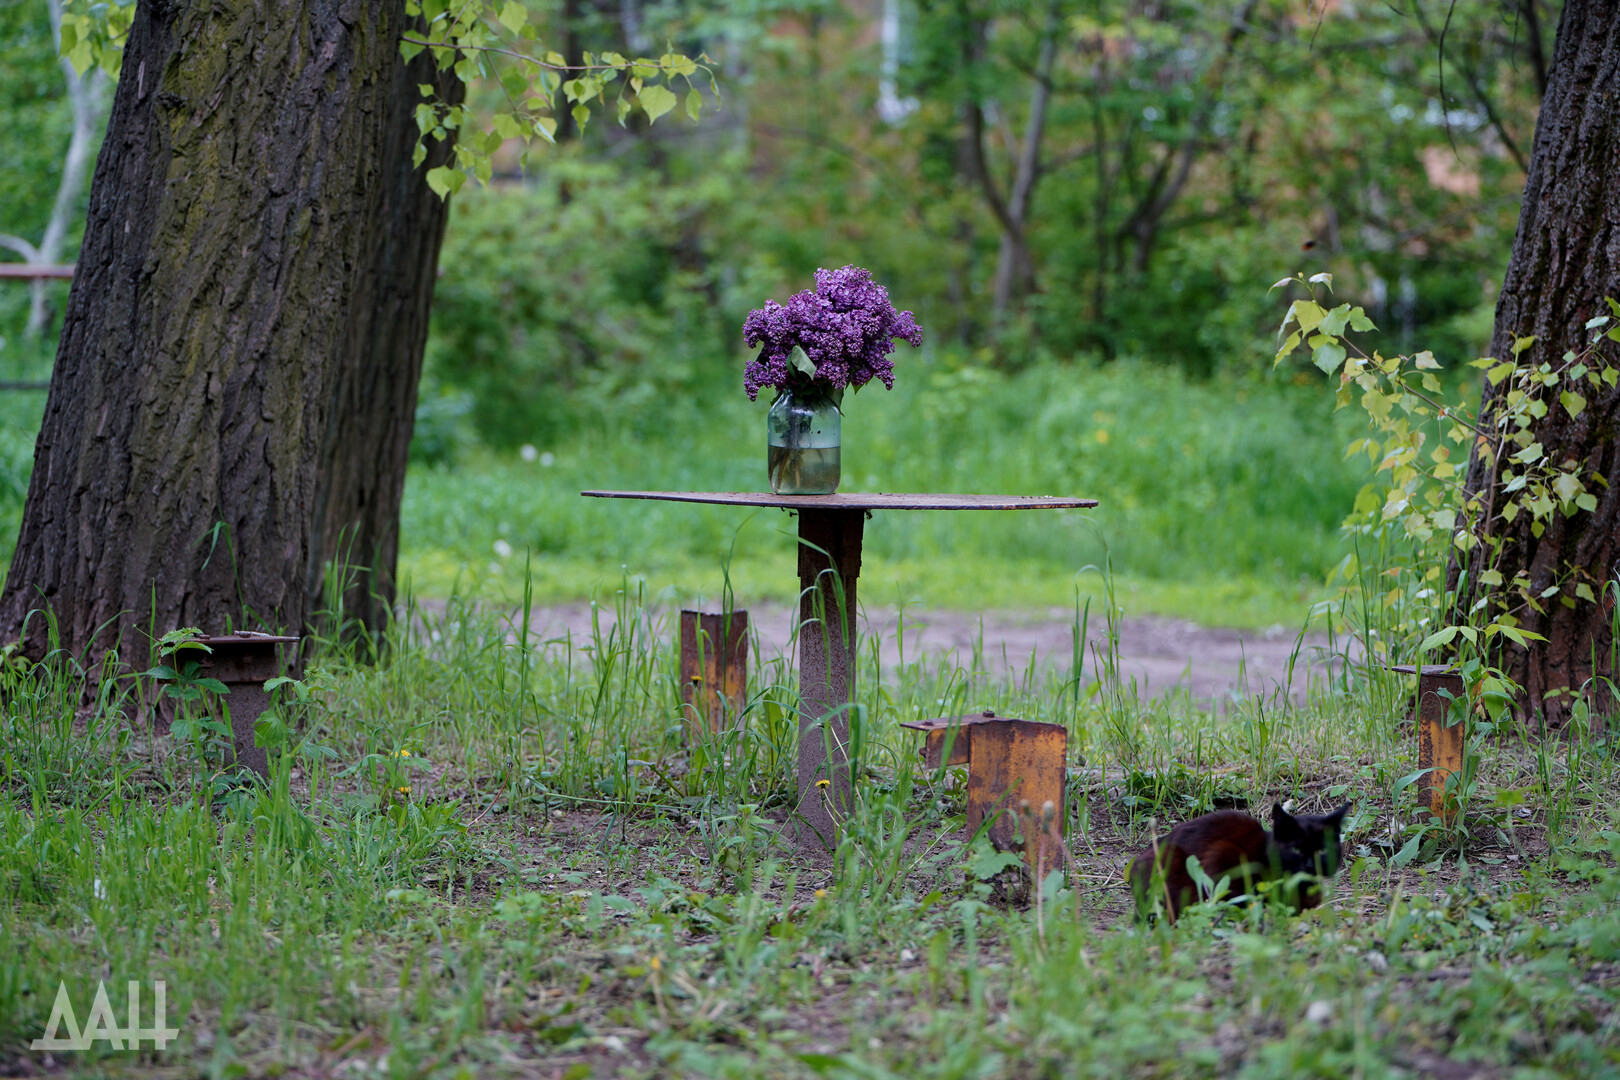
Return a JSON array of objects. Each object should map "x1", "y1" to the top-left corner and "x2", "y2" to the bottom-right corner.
[
  {"x1": 401, "y1": 359, "x2": 1362, "y2": 628},
  {"x1": 2, "y1": 573, "x2": 1618, "y2": 1077}
]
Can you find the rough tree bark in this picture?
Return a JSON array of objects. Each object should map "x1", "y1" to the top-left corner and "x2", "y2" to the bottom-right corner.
[
  {"x1": 1455, "y1": 0, "x2": 1619, "y2": 716},
  {"x1": 309, "y1": 44, "x2": 458, "y2": 641},
  {"x1": 0, "y1": 0, "x2": 453, "y2": 665}
]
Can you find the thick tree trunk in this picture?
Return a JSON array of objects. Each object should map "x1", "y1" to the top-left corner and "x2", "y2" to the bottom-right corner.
[
  {"x1": 1456, "y1": 0, "x2": 1620, "y2": 717},
  {"x1": 308, "y1": 48, "x2": 458, "y2": 641},
  {"x1": 0, "y1": 0, "x2": 447, "y2": 666}
]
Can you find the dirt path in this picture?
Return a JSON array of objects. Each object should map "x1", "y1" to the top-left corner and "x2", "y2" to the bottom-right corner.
[{"x1": 524, "y1": 602, "x2": 1349, "y2": 705}]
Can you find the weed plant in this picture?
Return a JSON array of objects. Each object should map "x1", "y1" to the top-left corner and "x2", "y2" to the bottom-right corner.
[{"x1": 2, "y1": 558, "x2": 1618, "y2": 1076}]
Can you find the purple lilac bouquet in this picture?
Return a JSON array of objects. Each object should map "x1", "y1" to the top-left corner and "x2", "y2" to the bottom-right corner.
[{"x1": 743, "y1": 265, "x2": 923, "y2": 401}]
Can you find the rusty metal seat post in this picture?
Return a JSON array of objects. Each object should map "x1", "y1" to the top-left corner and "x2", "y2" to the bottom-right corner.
[{"x1": 185, "y1": 632, "x2": 301, "y2": 778}]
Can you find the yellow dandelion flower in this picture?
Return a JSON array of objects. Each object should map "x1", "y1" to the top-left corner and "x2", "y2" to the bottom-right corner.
[
  {"x1": 814, "y1": 889, "x2": 827, "y2": 899},
  {"x1": 815, "y1": 779, "x2": 831, "y2": 789},
  {"x1": 650, "y1": 956, "x2": 662, "y2": 972}
]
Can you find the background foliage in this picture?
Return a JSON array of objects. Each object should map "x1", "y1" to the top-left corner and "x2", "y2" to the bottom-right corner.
[{"x1": 0, "y1": 0, "x2": 1557, "y2": 614}]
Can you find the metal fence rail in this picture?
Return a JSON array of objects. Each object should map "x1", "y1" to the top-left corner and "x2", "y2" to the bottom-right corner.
[
  {"x1": 1, "y1": 264, "x2": 72, "y2": 390},
  {"x1": 0, "y1": 264, "x2": 74, "y2": 280}
]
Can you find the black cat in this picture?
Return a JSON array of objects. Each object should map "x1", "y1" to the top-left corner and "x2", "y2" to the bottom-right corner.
[{"x1": 1128, "y1": 802, "x2": 1350, "y2": 922}]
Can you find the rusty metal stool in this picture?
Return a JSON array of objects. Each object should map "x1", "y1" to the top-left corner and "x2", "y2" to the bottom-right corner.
[
  {"x1": 678, "y1": 610, "x2": 748, "y2": 741},
  {"x1": 1390, "y1": 663, "x2": 1467, "y2": 823},
  {"x1": 901, "y1": 710, "x2": 1068, "y2": 874}
]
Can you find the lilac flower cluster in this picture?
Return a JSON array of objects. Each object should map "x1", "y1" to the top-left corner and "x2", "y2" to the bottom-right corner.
[{"x1": 743, "y1": 265, "x2": 923, "y2": 401}]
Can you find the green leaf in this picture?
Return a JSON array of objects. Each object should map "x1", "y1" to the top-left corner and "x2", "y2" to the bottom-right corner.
[
  {"x1": 1293, "y1": 300, "x2": 1326, "y2": 334},
  {"x1": 686, "y1": 90, "x2": 702, "y2": 122},
  {"x1": 1552, "y1": 472, "x2": 1582, "y2": 504},
  {"x1": 497, "y1": 0, "x2": 528, "y2": 33},
  {"x1": 1311, "y1": 341, "x2": 1346, "y2": 374},
  {"x1": 1512, "y1": 335, "x2": 1536, "y2": 356},
  {"x1": 1485, "y1": 361, "x2": 1515, "y2": 386},
  {"x1": 1393, "y1": 768, "x2": 1433, "y2": 796},
  {"x1": 1512, "y1": 441, "x2": 1544, "y2": 465},
  {"x1": 661, "y1": 52, "x2": 698, "y2": 78},
  {"x1": 1417, "y1": 625, "x2": 1459, "y2": 653},
  {"x1": 969, "y1": 845, "x2": 1024, "y2": 881},
  {"x1": 1576, "y1": 492, "x2": 1598, "y2": 512},
  {"x1": 639, "y1": 84, "x2": 678, "y2": 123},
  {"x1": 492, "y1": 111, "x2": 522, "y2": 139},
  {"x1": 425, "y1": 165, "x2": 463, "y2": 198},
  {"x1": 1318, "y1": 304, "x2": 1351, "y2": 337},
  {"x1": 1413, "y1": 350, "x2": 1440, "y2": 370},
  {"x1": 500, "y1": 67, "x2": 529, "y2": 97},
  {"x1": 1273, "y1": 329, "x2": 1302, "y2": 366},
  {"x1": 1493, "y1": 625, "x2": 1547, "y2": 646},
  {"x1": 1561, "y1": 390, "x2": 1587, "y2": 418},
  {"x1": 1391, "y1": 833, "x2": 1424, "y2": 868},
  {"x1": 788, "y1": 346, "x2": 817, "y2": 379}
]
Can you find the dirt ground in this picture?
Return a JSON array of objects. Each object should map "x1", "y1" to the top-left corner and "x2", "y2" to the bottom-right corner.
[{"x1": 524, "y1": 602, "x2": 1347, "y2": 706}]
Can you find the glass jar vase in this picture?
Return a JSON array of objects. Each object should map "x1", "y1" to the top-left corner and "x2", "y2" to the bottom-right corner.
[{"x1": 767, "y1": 385, "x2": 840, "y2": 495}]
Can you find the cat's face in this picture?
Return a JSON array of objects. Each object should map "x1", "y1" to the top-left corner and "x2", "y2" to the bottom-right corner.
[{"x1": 1271, "y1": 802, "x2": 1350, "y2": 880}]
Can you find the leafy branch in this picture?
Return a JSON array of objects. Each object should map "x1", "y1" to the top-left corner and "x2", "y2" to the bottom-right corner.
[
  {"x1": 1272, "y1": 274, "x2": 1619, "y2": 663},
  {"x1": 405, "y1": 0, "x2": 717, "y2": 196},
  {"x1": 57, "y1": 0, "x2": 719, "y2": 201}
]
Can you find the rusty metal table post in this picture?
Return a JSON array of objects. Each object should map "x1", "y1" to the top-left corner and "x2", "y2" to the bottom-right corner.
[
  {"x1": 582, "y1": 491, "x2": 1097, "y2": 849},
  {"x1": 795, "y1": 507, "x2": 864, "y2": 845}
]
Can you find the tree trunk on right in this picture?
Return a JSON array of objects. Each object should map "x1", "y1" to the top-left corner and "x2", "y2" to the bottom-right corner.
[{"x1": 1455, "y1": 0, "x2": 1620, "y2": 717}]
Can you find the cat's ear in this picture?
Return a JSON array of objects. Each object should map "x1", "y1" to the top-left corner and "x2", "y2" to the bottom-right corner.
[
  {"x1": 1325, "y1": 803, "x2": 1351, "y2": 830},
  {"x1": 1272, "y1": 802, "x2": 1301, "y2": 839}
]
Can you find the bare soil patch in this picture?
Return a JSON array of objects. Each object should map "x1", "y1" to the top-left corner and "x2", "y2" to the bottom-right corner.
[{"x1": 523, "y1": 601, "x2": 1345, "y2": 705}]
